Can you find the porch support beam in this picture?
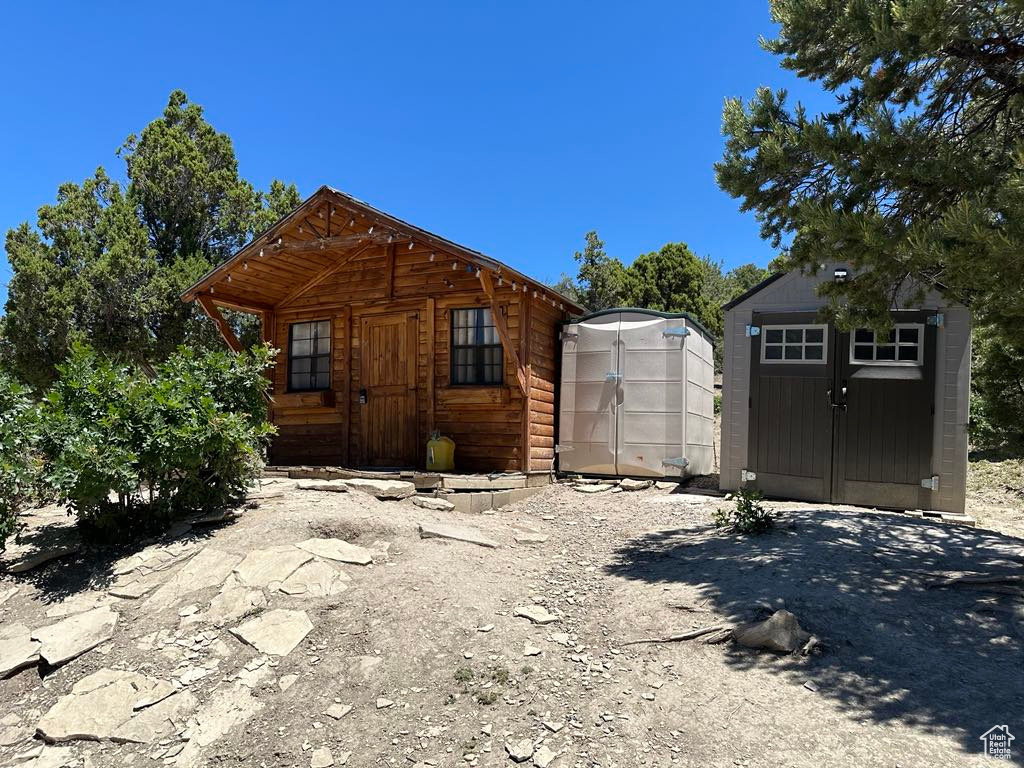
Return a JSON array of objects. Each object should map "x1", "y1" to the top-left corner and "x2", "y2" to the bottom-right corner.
[
  {"x1": 478, "y1": 270, "x2": 528, "y2": 395},
  {"x1": 197, "y1": 296, "x2": 244, "y2": 354}
]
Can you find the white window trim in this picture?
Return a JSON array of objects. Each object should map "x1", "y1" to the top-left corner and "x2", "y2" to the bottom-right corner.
[
  {"x1": 849, "y1": 323, "x2": 925, "y2": 366},
  {"x1": 760, "y1": 324, "x2": 829, "y2": 365}
]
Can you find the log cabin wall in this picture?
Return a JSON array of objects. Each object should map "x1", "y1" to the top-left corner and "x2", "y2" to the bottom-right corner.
[{"x1": 265, "y1": 241, "x2": 566, "y2": 473}]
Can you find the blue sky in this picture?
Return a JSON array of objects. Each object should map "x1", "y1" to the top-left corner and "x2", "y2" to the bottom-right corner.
[{"x1": 0, "y1": 1, "x2": 833, "y2": 309}]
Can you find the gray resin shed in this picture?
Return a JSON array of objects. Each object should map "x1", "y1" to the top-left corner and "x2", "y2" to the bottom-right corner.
[{"x1": 720, "y1": 264, "x2": 971, "y2": 514}]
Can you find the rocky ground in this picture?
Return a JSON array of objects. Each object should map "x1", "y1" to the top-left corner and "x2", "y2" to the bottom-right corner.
[{"x1": 1, "y1": 471, "x2": 1022, "y2": 768}]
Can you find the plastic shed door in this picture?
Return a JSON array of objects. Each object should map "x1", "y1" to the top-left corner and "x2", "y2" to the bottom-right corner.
[
  {"x1": 558, "y1": 313, "x2": 620, "y2": 475},
  {"x1": 617, "y1": 312, "x2": 688, "y2": 477},
  {"x1": 559, "y1": 310, "x2": 713, "y2": 478}
]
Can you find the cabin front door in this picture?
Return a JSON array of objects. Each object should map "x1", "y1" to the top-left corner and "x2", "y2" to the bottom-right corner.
[{"x1": 359, "y1": 313, "x2": 418, "y2": 468}]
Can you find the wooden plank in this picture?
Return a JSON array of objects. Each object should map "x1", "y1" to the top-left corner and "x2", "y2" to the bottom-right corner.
[
  {"x1": 340, "y1": 306, "x2": 352, "y2": 467},
  {"x1": 197, "y1": 296, "x2": 243, "y2": 353},
  {"x1": 277, "y1": 243, "x2": 375, "y2": 308},
  {"x1": 478, "y1": 270, "x2": 527, "y2": 395},
  {"x1": 425, "y1": 297, "x2": 436, "y2": 437},
  {"x1": 520, "y1": 292, "x2": 533, "y2": 473},
  {"x1": 385, "y1": 242, "x2": 396, "y2": 300}
]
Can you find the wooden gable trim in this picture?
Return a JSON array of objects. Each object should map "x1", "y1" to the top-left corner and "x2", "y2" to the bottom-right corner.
[{"x1": 478, "y1": 270, "x2": 528, "y2": 395}]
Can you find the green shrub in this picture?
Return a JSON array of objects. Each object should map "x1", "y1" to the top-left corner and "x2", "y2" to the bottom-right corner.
[
  {"x1": 39, "y1": 343, "x2": 275, "y2": 539},
  {"x1": 714, "y1": 488, "x2": 773, "y2": 534},
  {"x1": 713, "y1": 392, "x2": 722, "y2": 415},
  {"x1": 0, "y1": 373, "x2": 42, "y2": 550}
]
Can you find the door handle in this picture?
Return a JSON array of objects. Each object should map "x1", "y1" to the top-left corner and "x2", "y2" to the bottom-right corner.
[{"x1": 826, "y1": 387, "x2": 846, "y2": 411}]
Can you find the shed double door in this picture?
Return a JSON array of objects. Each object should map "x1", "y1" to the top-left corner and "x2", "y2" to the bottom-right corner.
[
  {"x1": 747, "y1": 311, "x2": 936, "y2": 509},
  {"x1": 359, "y1": 313, "x2": 418, "y2": 468}
]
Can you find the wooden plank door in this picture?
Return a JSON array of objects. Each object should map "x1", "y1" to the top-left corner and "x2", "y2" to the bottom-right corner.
[
  {"x1": 831, "y1": 311, "x2": 936, "y2": 509},
  {"x1": 359, "y1": 313, "x2": 418, "y2": 467},
  {"x1": 747, "y1": 311, "x2": 836, "y2": 502}
]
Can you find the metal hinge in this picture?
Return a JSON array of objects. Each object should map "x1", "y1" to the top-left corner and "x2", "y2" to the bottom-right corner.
[
  {"x1": 926, "y1": 314, "x2": 944, "y2": 327},
  {"x1": 560, "y1": 330, "x2": 579, "y2": 341},
  {"x1": 740, "y1": 469, "x2": 757, "y2": 482},
  {"x1": 554, "y1": 444, "x2": 574, "y2": 453},
  {"x1": 746, "y1": 325, "x2": 761, "y2": 337},
  {"x1": 663, "y1": 327, "x2": 690, "y2": 338},
  {"x1": 662, "y1": 457, "x2": 690, "y2": 469},
  {"x1": 921, "y1": 475, "x2": 940, "y2": 491}
]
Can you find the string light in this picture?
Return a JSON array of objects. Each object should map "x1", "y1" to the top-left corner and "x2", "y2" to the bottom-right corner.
[
  {"x1": 452, "y1": 262, "x2": 458, "y2": 271},
  {"x1": 511, "y1": 281, "x2": 517, "y2": 291},
  {"x1": 498, "y1": 277, "x2": 503, "y2": 286},
  {"x1": 227, "y1": 275, "x2": 232, "y2": 283},
  {"x1": 408, "y1": 241, "x2": 414, "y2": 250},
  {"x1": 209, "y1": 287, "x2": 214, "y2": 293},
  {"x1": 348, "y1": 219, "x2": 355, "y2": 227},
  {"x1": 243, "y1": 261, "x2": 248, "y2": 270},
  {"x1": 259, "y1": 248, "x2": 264, "y2": 258},
  {"x1": 368, "y1": 226, "x2": 374, "y2": 235},
  {"x1": 387, "y1": 234, "x2": 393, "y2": 243},
  {"x1": 429, "y1": 252, "x2": 435, "y2": 262},
  {"x1": 298, "y1": 226, "x2": 303, "y2": 233}
]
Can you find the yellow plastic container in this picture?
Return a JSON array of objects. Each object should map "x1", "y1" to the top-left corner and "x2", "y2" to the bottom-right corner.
[{"x1": 426, "y1": 433, "x2": 455, "y2": 472}]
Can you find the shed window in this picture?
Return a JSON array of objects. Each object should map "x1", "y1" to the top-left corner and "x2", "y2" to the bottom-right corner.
[
  {"x1": 850, "y1": 324, "x2": 923, "y2": 365},
  {"x1": 761, "y1": 324, "x2": 827, "y2": 364},
  {"x1": 451, "y1": 308, "x2": 503, "y2": 385},
  {"x1": 288, "y1": 320, "x2": 331, "y2": 391}
]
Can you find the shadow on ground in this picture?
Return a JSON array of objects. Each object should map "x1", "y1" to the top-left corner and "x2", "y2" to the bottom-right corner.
[
  {"x1": 3, "y1": 506, "x2": 222, "y2": 606},
  {"x1": 606, "y1": 508, "x2": 1024, "y2": 757}
]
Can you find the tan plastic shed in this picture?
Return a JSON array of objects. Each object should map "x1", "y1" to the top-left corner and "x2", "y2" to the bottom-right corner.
[{"x1": 557, "y1": 309, "x2": 716, "y2": 479}]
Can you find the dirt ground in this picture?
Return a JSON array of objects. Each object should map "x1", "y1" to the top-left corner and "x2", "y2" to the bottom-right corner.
[{"x1": 1, "y1": 460, "x2": 1022, "y2": 768}]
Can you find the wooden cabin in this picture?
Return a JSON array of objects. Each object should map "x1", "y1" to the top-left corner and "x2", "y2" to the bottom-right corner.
[{"x1": 181, "y1": 186, "x2": 584, "y2": 475}]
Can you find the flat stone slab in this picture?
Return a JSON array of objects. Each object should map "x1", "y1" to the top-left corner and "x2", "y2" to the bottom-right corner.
[
  {"x1": 280, "y1": 560, "x2": 348, "y2": 597},
  {"x1": 36, "y1": 668, "x2": 194, "y2": 743},
  {"x1": 0, "y1": 624, "x2": 40, "y2": 677},
  {"x1": 230, "y1": 609, "x2": 313, "y2": 656},
  {"x1": 0, "y1": 586, "x2": 19, "y2": 606},
  {"x1": 295, "y1": 538, "x2": 373, "y2": 566},
  {"x1": 145, "y1": 548, "x2": 242, "y2": 611},
  {"x1": 514, "y1": 532, "x2": 549, "y2": 544},
  {"x1": 513, "y1": 605, "x2": 559, "y2": 625},
  {"x1": 341, "y1": 478, "x2": 416, "y2": 500},
  {"x1": 619, "y1": 478, "x2": 653, "y2": 491},
  {"x1": 44, "y1": 591, "x2": 114, "y2": 619},
  {"x1": 419, "y1": 522, "x2": 499, "y2": 549},
  {"x1": 411, "y1": 496, "x2": 456, "y2": 512},
  {"x1": 233, "y1": 546, "x2": 312, "y2": 587},
  {"x1": 574, "y1": 484, "x2": 615, "y2": 494},
  {"x1": 5, "y1": 542, "x2": 80, "y2": 574},
  {"x1": 32, "y1": 606, "x2": 118, "y2": 666},
  {"x1": 297, "y1": 480, "x2": 349, "y2": 493},
  {"x1": 188, "y1": 576, "x2": 266, "y2": 628}
]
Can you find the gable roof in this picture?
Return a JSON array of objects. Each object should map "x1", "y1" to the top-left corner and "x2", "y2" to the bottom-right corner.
[
  {"x1": 721, "y1": 271, "x2": 787, "y2": 311},
  {"x1": 180, "y1": 185, "x2": 585, "y2": 313}
]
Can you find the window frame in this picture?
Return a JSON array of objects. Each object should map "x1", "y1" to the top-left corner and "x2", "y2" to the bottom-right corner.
[
  {"x1": 849, "y1": 323, "x2": 925, "y2": 367},
  {"x1": 760, "y1": 324, "x2": 829, "y2": 365},
  {"x1": 287, "y1": 319, "x2": 332, "y2": 392},
  {"x1": 449, "y1": 307, "x2": 504, "y2": 387}
]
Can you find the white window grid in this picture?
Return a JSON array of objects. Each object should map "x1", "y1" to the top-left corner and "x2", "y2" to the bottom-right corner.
[
  {"x1": 760, "y1": 324, "x2": 828, "y2": 365},
  {"x1": 849, "y1": 323, "x2": 924, "y2": 366}
]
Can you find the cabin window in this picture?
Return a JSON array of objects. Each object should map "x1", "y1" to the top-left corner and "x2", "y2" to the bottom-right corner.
[
  {"x1": 288, "y1": 320, "x2": 331, "y2": 391},
  {"x1": 850, "y1": 324, "x2": 924, "y2": 365},
  {"x1": 451, "y1": 308, "x2": 503, "y2": 385},
  {"x1": 760, "y1": 324, "x2": 828, "y2": 364}
]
